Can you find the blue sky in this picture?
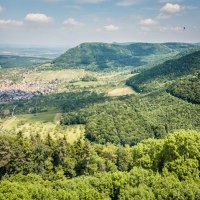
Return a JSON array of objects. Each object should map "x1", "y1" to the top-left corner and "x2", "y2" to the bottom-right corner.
[{"x1": 0, "y1": 0, "x2": 199, "y2": 46}]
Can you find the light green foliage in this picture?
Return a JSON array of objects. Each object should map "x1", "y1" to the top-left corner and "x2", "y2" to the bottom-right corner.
[{"x1": 161, "y1": 130, "x2": 200, "y2": 180}]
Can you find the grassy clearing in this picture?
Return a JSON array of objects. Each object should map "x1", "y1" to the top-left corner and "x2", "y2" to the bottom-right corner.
[
  {"x1": 107, "y1": 86, "x2": 136, "y2": 97},
  {"x1": 71, "y1": 81, "x2": 105, "y2": 87},
  {"x1": 1, "y1": 111, "x2": 59, "y2": 131},
  {"x1": 24, "y1": 112, "x2": 57, "y2": 123}
]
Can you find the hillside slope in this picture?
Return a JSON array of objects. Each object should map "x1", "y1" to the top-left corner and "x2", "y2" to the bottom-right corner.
[
  {"x1": 167, "y1": 71, "x2": 200, "y2": 104},
  {"x1": 127, "y1": 50, "x2": 200, "y2": 92},
  {"x1": 52, "y1": 42, "x2": 197, "y2": 70}
]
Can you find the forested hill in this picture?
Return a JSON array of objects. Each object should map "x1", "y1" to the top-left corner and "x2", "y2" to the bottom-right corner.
[
  {"x1": 127, "y1": 50, "x2": 200, "y2": 92},
  {"x1": 52, "y1": 42, "x2": 197, "y2": 70},
  {"x1": 167, "y1": 71, "x2": 200, "y2": 104}
]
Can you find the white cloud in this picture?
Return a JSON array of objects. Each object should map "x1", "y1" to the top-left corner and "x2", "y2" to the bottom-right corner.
[
  {"x1": 41, "y1": 0, "x2": 107, "y2": 3},
  {"x1": 41, "y1": 0, "x2": 63, "y2": 2},
  {"x1": 0, "y1": 5, "x2": 3, "y2": 12},
  {"x1": 139, "y1": 18, "x2": 158, "y2": 26},
  {"x1": 0, "y1": 19, "x2": 23, "y2": 26},
  {"x1": 140, "y1": 26, "x2": 151, "y2": 32},
  {"x1": 159, "y1": 0, "x2": 183, "y2": 3},
  {"x1": 77, "y1": 0, "x2": 107, "y2": 3},
  {"x1": 161, "y1": 3, "x2": 184, "y2": 13},
  {"x1": 116, "y1": 0, "x2": 138, "y2": 6},
  {"x1": 157, "y1": 13, "x2": 171, "y2": 19},
  {"x1": 104, "y1": 24, "x2": 119, "y2": 31},
  {"x1": 40, "y1": 0, "x2": 62, "y2": 2},
  {"x1": 63, "y1": 18, "x2": 84, "y2": 26},
  {"x1": 160, "y1": 26, "x2": 183, "y2": 32},
  {"x1": 25, "y1": 13, "x2": 53, "y2": 23},
  {"x1": 170, "y1": 26, "x2": 183, "y2": 31}
]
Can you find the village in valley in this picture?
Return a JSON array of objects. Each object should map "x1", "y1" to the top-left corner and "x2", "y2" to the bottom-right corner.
[{"x1": 0, "y1": 78, "x2": 59, "y2": 102}]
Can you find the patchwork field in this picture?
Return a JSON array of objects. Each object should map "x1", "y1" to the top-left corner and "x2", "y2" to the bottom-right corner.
[
  {"x1": 0, "y1": 67, "x2": 136, "y2": 143},
  {"x1": 23, "y1": 69, "x2": 86, "y2": 82}
]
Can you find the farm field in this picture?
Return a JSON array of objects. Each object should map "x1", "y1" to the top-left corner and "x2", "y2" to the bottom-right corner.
[{"x1": 1, "y1": 66, "x2": 135, "y2": 95}]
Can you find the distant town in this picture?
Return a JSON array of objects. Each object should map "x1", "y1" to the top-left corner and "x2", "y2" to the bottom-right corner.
[{"x1": 0, "y1": 79, "x2": 58, "y2": 102}]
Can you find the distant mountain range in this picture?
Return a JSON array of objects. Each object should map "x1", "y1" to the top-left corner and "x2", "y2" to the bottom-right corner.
[
  {"x1": 0, "y1": 46, "x2": 68, "y2": 59},
  {"x1": 0, "y1": 46, "x2": 69, "y2": 68},
  {"x1": 52, "y1": 42, "x2": 199, "y2": 70},
  {"x1": 0, "y1": 55, "x2": 50, "y2": 68}
]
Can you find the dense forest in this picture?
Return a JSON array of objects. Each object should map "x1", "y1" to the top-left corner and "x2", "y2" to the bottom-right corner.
[
  {"x1": 0, "y1": 130, "x2": 200, "y2": 199},
  {"x1": 61, "y1": 91, "x2": 200, "y2": 145}
]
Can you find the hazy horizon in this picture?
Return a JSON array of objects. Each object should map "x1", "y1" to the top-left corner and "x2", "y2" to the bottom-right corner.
[{"x1": 0, "y1": 41, "x2": 199, "y2": 49}]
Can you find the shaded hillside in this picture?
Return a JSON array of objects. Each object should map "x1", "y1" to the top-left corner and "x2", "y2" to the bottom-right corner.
[
  {"x1": 167, "y1": 71, "x2": 200, "y2": 104},
  {"x1": 52, "y1": 42, "x2": 197, "y2": 70},
  {"x1": 127, "y1": 50, "x2": 200, "y2": 92}
]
